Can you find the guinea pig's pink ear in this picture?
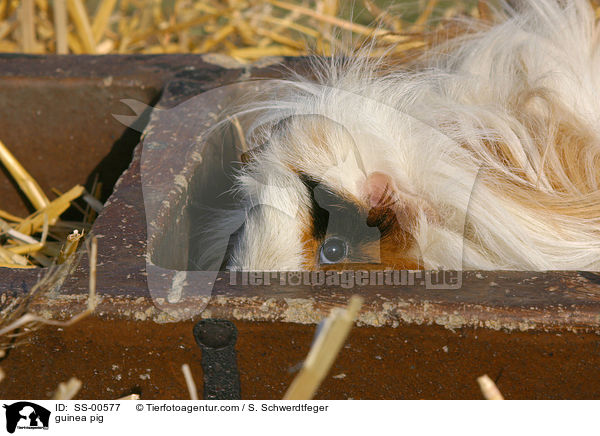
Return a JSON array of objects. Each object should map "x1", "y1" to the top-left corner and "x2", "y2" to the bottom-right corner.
[
  {"x1": 365, "y1": 172, "x2": 395, "y2": 209},
  {"x1": 364, "y1": 171, "x2": 435, "y2": 232}
]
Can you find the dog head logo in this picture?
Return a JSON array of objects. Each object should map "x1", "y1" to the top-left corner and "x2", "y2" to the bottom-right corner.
[{"x1": 3, "y1": 402, "x2": 50, "y2": 433}]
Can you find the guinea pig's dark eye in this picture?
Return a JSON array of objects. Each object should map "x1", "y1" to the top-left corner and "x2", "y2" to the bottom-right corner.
[{"x1": 319, "y1": 237, "x2": 348, "y2": 264}]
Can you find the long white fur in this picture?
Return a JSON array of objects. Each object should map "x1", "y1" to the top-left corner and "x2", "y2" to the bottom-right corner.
[{"x1": 220, "y1": 0, "x2": 600, "y2": 271}]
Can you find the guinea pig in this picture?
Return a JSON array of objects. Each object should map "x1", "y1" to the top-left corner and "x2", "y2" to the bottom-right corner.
[{"x1": 201, "y1": 0, "x2": 600, "y2": 272}]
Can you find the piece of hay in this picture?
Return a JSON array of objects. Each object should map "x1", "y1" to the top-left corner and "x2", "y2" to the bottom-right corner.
[
  {"x1": 0, "y1": 136, "x2": 91, "y2": 268},
  {"x1": 283, "y1": 295, "x2": 363, "y2": 400},
  {"x1": 19, "y1": 0, "x2": 37, "y2": 53},
  {"x1": 0, "y1": 236, "x2": 98, "y2": 351},
  {"x1": 16, "y1": 185, "x2": 85, "y2": 235},
  {"x1": 67, "y1": 0, "x2": 95, "y2": 53},
  {"x1": 91, "y1": 0, "x2": 117, "y2": 43},
  {"x1": 53, "y1": 377, "x2": 82, "y2": 400},
  {"x1": 53, "y1": 0, "x2": 67, "y2": 53},
  {"x1": 0, "y1": 140, "x2": 49, "y2": 211},
  {"x1": 57, "y1": 229, "x2": 84, "y2": 264},
  {"x1": 117, "y1": 394, "x2": 140, "y2": 400},
  {"x1": 477, "y1": 374, "x2": 504, "y2": 400},
  {"x1": 181, "y1": 363, "x2": 199, "y2": 400},
  {"x1": 0, "y1": 0, "x2": 503, "y2": 56}
]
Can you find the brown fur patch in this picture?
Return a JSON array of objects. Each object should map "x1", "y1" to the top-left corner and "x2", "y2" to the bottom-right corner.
[{"x1": 300, "y1": 223, "x2": 320, "y2": 270}]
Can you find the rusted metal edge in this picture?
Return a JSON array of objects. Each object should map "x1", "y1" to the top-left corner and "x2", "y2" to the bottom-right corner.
[
  {"x1": 12, "y1": 286, "x2": 600, "y2": 334},
  {"x1": 0, "y1": 54, "x2": 241, "y2": 78}
]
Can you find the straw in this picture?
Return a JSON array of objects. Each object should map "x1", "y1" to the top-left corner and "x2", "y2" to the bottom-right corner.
[
  {"x1": 229, "y1": 45, "x2": 301, "y2": 60},
  {"x1": 67, "y1": 0, "x2": 96, "y2": 53},
  {"x1": 0, "y1": 139, "x2": 50, "y2": 211},
  {"x1": 57, "y1": 229, "x2": 84, "y2": 264},
  {"x1": 0, "y1": 236, "x2": 98, "y2": 343},
  {"x1": 0, "y1": 263, "x2": 37, "y2": 269},
  {"x1": 196, "y1": 24, "x2": 235, "y2": 53},
  {"x1": 0, "y1": 0, "x2": 565, "y2": 57},
  {"x1": 268, "y1": 0, "x2": 401, "y2": 39},
  {"x1": 0, "y1": 0, "x2": 8, "y2": 21},
  {"x1": 254, "y1": 28, "x2": 306, "y2": 50},
  {"x1": 0, "y1": 217, "x2": 42, "y2": 244},
  {"x1": 16, "y1": 185, "x2": 85, "y2": 235},
  {"x1": 283, "y1": 296, "x2": 363, "y2": 400},
  {"x1": 0, "y1": 210, "x2": 22, "y2": 223},
  {"x1": 0, "y1": 246, "x2": 29, "y2": 266},
  {"x1": 411, "y1": 0, "x2": 439, "y2": 31},
  {"x1": 91, "y1": 0, "x2": 117, "y2": 43},
  {"x1": 53, "y1": 377, "x2": 82, "y2": 400},
  {"x1": 477, "y1": 374, "x2": 504, "y2": 400},
  {"x1": 258, "y1": 15, "x2": 321, "y2": 40},
  {"x1": 53, "y1": 0, "x2": 67, "y2": 54},
  {"x1": 181, "y1": 364, "x2": 199, "y2": 400},
  {"x1": 0, "y1": 137, "x2": 89, "y2": 267},
  {"x1": 118, "y1": 394, "x2": 141, "y2": 400},
  {"x1": 19, "y1": 0, "x2": 36, "y2": 53}
]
